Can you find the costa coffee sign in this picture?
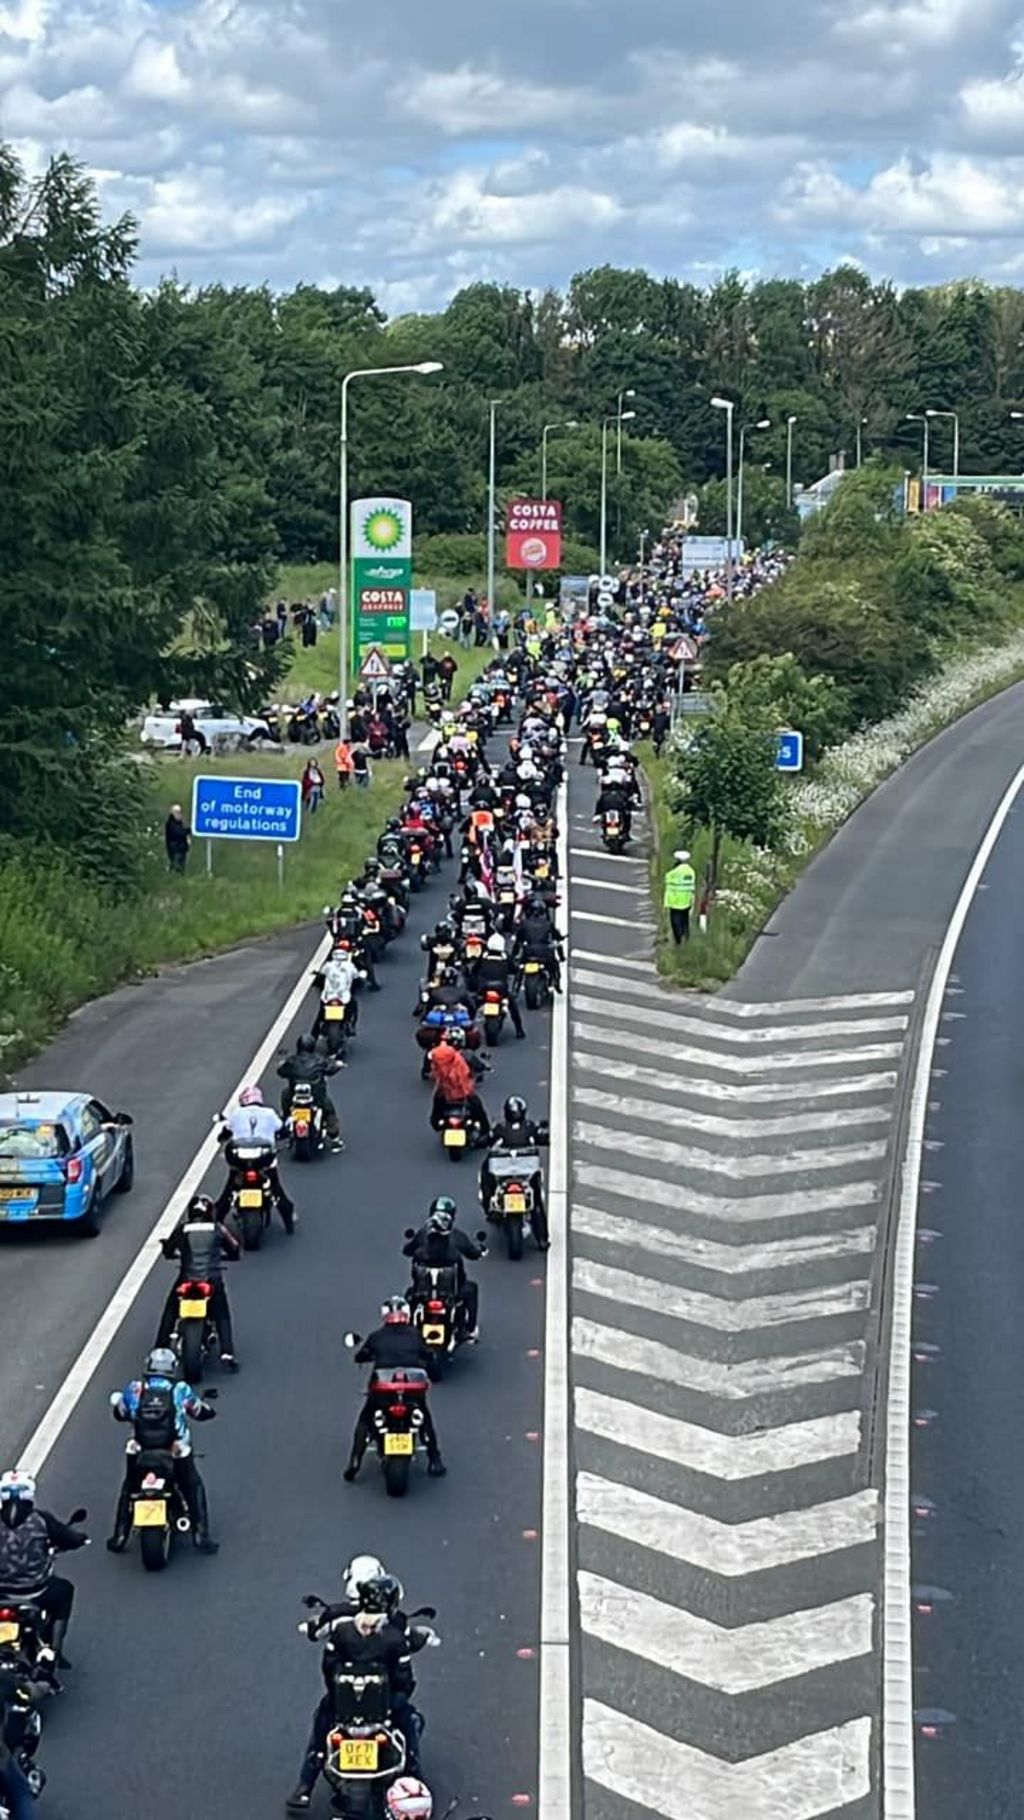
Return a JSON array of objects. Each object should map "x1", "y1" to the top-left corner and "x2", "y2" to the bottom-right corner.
[{"x1": 506, "y1": 498, "x2": 563, "y2": 570}]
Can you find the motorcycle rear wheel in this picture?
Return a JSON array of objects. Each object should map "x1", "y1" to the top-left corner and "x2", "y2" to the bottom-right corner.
[
  {"x1": 239, "y1": 1206, "x2": 264, "y2": 1251},
  {"x1": 505, "y1": 1217, "x2": 524, "y2": 1261},
  {"x1": 179, "y1": 1319, "x2": 204, "y2": 1385},
  {"x1": 140, "y1": 1524, "x2": 171, "y2": 1572},
  {"x1": 383, "y1": 1455, "x2": 411, "y2": 1498}
]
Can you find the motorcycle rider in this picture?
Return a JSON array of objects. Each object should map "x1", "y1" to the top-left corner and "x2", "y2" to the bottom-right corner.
[
  {"x1": 107, "y1": 1348, "x2": 219, "y2": 1554},
  {"x1": 157, "y1": 1192, "x2": 242, "y2": 1365},
  {"x1": 311, "y1": 943, "x2": 362, "y2": 1040},
  {"x1": 513, "y1": 892, "x2": 565, "y2": 993},
  {"x1": 474, "y1": 932, "x2": 526, "y2": 1038},
  {"x1": 481, "y1": 1095, "x2": 551, "y2": 1250},
  {"x1": 344, "y1": 1299, "x2": 446, "y2": 1482},
  {"x1": 403, "y1": 1196, "x2": 485, "y2": 1340},
  {"x1": 217, "y1": 1085, "x2": 296, "y2": 1226},
  {"x1": 593, "y1": 769, "x2": 635, "y2": 840},
  {"x1": 277, "y1": 1034, "x2": 345, "y2": 1153},
  {"x1": 0, "y1": 1472, "x2": 88, "y2": 1676},
  {"x1": 0, "y1": 1641, "x2": 50, "y2": 1820},
  {"x1": 428, "y1": 1026, "x2": 491, "y2": 1137},
  {"x1": 286, "y1": 1572, "x2": 434, "y2": 1812}
]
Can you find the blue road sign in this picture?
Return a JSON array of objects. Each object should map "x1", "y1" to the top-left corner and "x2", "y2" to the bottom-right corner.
[
  {"x1": 191, "y1": 775, "x2": 302, "y2": 842},
  {"x1": 776, "y1": 730, "x2": 804, "y2": 774}
]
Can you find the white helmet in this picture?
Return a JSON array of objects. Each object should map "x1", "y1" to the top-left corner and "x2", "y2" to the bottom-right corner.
[
  {"x1": 385, "y1": 1778, "x2": 433, "y2": 1818},
  {"x1": 486, "y1": 933, "x2": 505, "y2": 955},
  {"x1": 0, "y1": 1470, "x2": 36, "y2": 1505},
  {"x1": 343, "y1": 1554, "x2": 387, "y2": 1600}
]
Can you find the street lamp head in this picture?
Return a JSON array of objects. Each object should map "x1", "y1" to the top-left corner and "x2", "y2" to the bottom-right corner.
[
  {"x1": 624, "y1": 388, "x2": 637, "y2": 399},
  {"x1": 756, "y1": 418, "x2": 771, "y2": 430},
  {"x1": 787, "y1": 414, "x2": 797, "y2": 426},
  {"x1": 414, "y1": 361, "x2": 444, "y2": 375},
  {"x1": 710, "y1": 396, "x2": 732, "y2": 410},
  {"x1": 620, "y1": 410, "x2": 637, "y2": 423},
  {"x1": 565, "y1": 419, "x2": 579, "y2": 429},
  {"x1": 1012, "y1": 411, "x2": 1024, "y2": 421}
]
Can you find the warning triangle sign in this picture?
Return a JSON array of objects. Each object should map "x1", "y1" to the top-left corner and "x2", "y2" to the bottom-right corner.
[{"x1": 359, "y1": 646, "x2": 391, "y2": 681}]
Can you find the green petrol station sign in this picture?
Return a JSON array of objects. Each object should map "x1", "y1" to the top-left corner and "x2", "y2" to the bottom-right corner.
[{"x1": 350, "y1": 497, "x2": 412, "y2": 667}]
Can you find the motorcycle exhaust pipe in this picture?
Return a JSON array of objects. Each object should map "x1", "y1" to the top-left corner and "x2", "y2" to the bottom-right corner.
[{"x1": 176, "y1": 1516, "x2": 191, "y2": 1533}]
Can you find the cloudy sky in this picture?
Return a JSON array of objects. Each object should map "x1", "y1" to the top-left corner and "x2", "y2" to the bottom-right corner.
[{"x1": 4, "y1": 0, "x2": 1024, "y2": 310}]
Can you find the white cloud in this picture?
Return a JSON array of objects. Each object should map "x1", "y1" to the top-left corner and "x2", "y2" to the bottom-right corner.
[{"x1": 779, "y1": 152, "x2": 1024, "y2": 236}]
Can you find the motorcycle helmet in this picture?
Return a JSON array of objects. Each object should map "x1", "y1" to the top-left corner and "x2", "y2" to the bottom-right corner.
[
  {"x1": 428, "y1": 1195, "x2": 457, "y2": 1234},
  {"x1": 297, "y1": 1033, "x2": 317, "y2": 1055},
  {"x1": 187, "y1": 1193, "x2": 216, "y2": 1222},
  {"x1": 358, "y1": 1573, "x2": 403, "y2": 1617},
  {"x1": 144, "y1": 1347, "x2": 178, "y2": 1379},
  {"x1": 239, "y1": 1085, "x2": 263, "y2": 1107},
  {"x1": 445, "y1": 1025, "x2": 467, "y2": 1050},
  {"x1": 380, "y1": 1295, "x2": 411, "y2": 1326},
  {"x1": 503, "y1": 1095, "x2": 528, "y2": 1124},
  {"x1": 385, "y1": 1778, "x2": 433, "y2": 1819},
  {"x1": 343, "y1": 1553, "x2": 387, "y2": 1600},
  {"x1": 486, "y1": 933, "x2": 505, "y2": 956},
  {"x1": 0, "y1": 1470, "x2": 36, "y2": 1510}
]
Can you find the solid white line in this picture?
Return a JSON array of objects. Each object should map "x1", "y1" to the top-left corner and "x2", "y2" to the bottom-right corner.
[
  {"x1": 579, "y1": 1572, "x2": 873, "y2": 1694},
  {"x1": 573, "y1": 1119, "x2": 888, "y2": 1178},
  {"x1": 416, "y1": 728, "x2": 439, "y2": 753},
  {"x1": 575, "y1": 1051, "x2": 899, "y2": 1103},
  {"x1": 573, "y1": 1317, "x2": 866, "y2": 1399},
  {"x1": 569, "y1": 847, "x2": 642, "y2": 866},
  {"x1": 884, "y1": 756, "x2": 1024, "y2": 1820},
  {"x1": 538, "y1": 779, "x2": 571, "y2": 1820},
  {"x1": 572, "y1": 947, "x2": 657, "y2": 972},
  {"x1": 574, "y1": 992, "x2": 909, "y2": 1045},
  {"x1": 574, "y1": 1020, "x2": 903, "y2": 1074},
  {"x1": 576, "y1": 1386, "x2": 862, "y2": 1478},
  {"x1": 573, "y1": 1256, "x2": 869, "y2": 1332},
  {"x1": 576, "y1": 1161, "x2": 880, "y2": 1224},
  {"x1": 572, "y1": 876, "x2": 648, "y2": 895},
  {"x1": 573, "y1": 910, "x2": 656, "y2": 931},
  {"x1": 19, "y1": 927, "x2": 332, "y2": 1477},
  {"x1": 583, "y1": 1702, "x2": 872, "y2": 1819},
  {"x1": 573, "y1": 1203, "x2": 876, "y2": 1274},
  {"x1": 577, "y1": 1473, "x2": 879, "y2": 1577},
  {"x1": 575, "y1": 1082, "x2": 893, "y2": 1139}
]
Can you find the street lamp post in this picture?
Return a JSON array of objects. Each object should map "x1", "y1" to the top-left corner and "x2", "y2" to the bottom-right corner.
[
  {"x1": 926, "y1": 407, "x2": 960, "y2": 478},
  {"x1": 786, "y1": 415, "x2": 797, "y2": 509},
  {"x1": 711, "y1": 397, "x2": 735, "y2": 605},
  {"x1": 600, "y1": 410, "x2": 635, "y2": 576},
  {"x1": 541, "y1": 419, "x2": 579, "y2": 501},
  {"x1": 855, "y1": 416, "x2": 868, "y2": 468},
  {"x1": 907, "y1": 413, "x2": 930, "y2": 509},
  {"x1": 617, "y1": 388, "x2": 637, "y2": 474},
  {"x1": 737, "y1": 418, "x2": 771, "y2": 551},
  {"x1": 487, "y1": 399, "x2": 501, "y2": 628},
  {"x1": 339, "y1": 360, "x2": 443, "y2": 736},
  {"x1": 639, "y1": 526, "x2": 650, "y2": 599}
]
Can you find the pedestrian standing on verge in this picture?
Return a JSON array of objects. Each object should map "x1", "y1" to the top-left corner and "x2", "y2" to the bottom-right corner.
[
  {"x1": 663, "y1": 848, "x2": 696, "y2": 944},
  {"x1": 351, "y1": 743, "x2": 372, "y2": 789},
  {"x1": 334, "y1": 738, "x2": 353, "y2": 790},
  {"x1": 165, "y1": 804, "x2": 191, "y2": 875},
  {"x1": 301, "y1": 759, "x2": 325, "y2": 814}
]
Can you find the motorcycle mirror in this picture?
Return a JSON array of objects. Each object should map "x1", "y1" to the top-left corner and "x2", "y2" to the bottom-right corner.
[
  {"x1": 475, "y1": 1230, "x2": 488, "y2": 1244},
  {"x1": 409, "y1": 1604, "x2": 437, "y2": 1620},
  {"x1": 343, "y1": 1331, "x2": 361, "y2": 1349},
  {"x1": 403, "y1": 1227, "x2": 416, "y2": 1240},
  {"x1": 68, "y1": 1508, "x2": 88, "y2": 1525},
  {"x1": 204, "y1": 1387, "x2": 219, "y2": 1401},
  {"x1": 302, "y1": 1594, "x2": 324, "y2": 1610}
]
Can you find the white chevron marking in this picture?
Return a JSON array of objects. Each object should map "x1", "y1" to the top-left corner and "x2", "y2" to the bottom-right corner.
[
  {"x1": 575, "y1": 1082, "x2": 893, "y2": 1139},
  {"x1": 574, "y1": 990, "x2": 908, "y2": 1045},
  {"x1": 574, "y1": 1019, "x2": 903, "y2": 1073},
  {"x1": 573, "y1": 1316, "x2": 866, "y2": 1397},
  {"x1": 576, "y1": 1387, "x2": 861, "y2": 1477},
  {"x1": 576, "y1": 1050, "x2": 899, "y2": 1103},
  {"x1": 573, "y1": 1119, "x2": 887, "y2": 1177},
  {"x1": 576, "y1": 1161, "x2": 880, "y2": 1223},
  {"x1": 573, "y1": 1203, "x2": 875, "y2": 1274},
  {"x1": 573, "y1": 876, "x2": 648, "y2": 895},
  {"x1": 573, "y1": 911, "x2": 656, "y2": 931},
  {"x1": 574, "y1": 1256, "x2": 869, "y2": 1331},
  {"x1": 572, "y1": 965, "x2": 913, "y2": 1017},
  {"x1": 577, "y1": 1472, "x2": 879, "y2": 1574},
  {"x1": 579, "y1": 1571, "x2": 873, "y2": 1693},
  {"x1": 583, "y1": 1702, "x2": 872, "y2": 1819},
  {"x1": 572, "y1": 947, "x2": 657, "y2": 971},
  {"x1": 569, "y1": 848, "x2": 643, "y2": 866}
]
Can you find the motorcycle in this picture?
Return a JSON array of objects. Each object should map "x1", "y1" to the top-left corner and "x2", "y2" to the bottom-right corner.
[
  {"x1": 228, "y1": 1144, "x2": 275, "y2": 1249},
  {"x1": 321, "y1": 998, "x2": 353, "y2": 1060},
  {"x1": 0, "y1": 1506, "x2": 88, "y2": 1686},
  {"x1": 484, "y1": 1149, "x2": 543, "y2": 1260},
  {"x1": 601, "y1": 808, "x2": 627, "y2": 854},
  {"x1": 125, "y1": 1399, "x2": 215, "y2": 1570},
  {"x1": 343, "y1": 1340, "x2": 432, "y2": 1499},
  {"x1": 521, "y1": 950, "x2": 554, "y2": 1011},
  {"x1": 406, "y1": 841, "x2": 427, "y2": 892},
  {"x1": 415, "y1": 1005, "x2": 479, "y2": 1077},
  {"x1": 171, "y1": 1279, "x2": 217, "y2": 1384},
  {"x1": 0, "y1": 1671, "x2": 45, "y2": 1811},
  {"x1": 405, "y1": 1247, "x2": 485, "y2": 1379},
  {"x1": 479, "y1": 987, "x2": 506, "y2": 1044},
  {"x1": 288, "y1": 1082, "x2": 326, "y2": 1162},
  {"x1": 436, "y1": 1100, "x2": 485, "y2": 1162}
]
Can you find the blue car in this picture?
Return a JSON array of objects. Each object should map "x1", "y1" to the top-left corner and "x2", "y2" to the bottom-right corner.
[{"x1": 0, "y1": 1091, "x2": 135, "y2": 1236}]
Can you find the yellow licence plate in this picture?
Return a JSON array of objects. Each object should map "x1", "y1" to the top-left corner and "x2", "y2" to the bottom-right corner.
[
  {"x1": 324, "y1": 1005, "x2": 345, "y2": 1021},
  {"x1": 337, "y1": 1739, "x2": 379, "y2": 1771},
  {"x1": 384, "y1": 1433, "x2": 414, "y2": 1456},
  {"x1": 133, "y1": 1499, "x2": 167, "y2": 1528},
  {"x1": 422, "y1": 1323, "x2": 446, "y2": 1344},
  {"x1": 443, "y1": 1128, "x2": 467, "y2": 1148},
  {"x1": 0, "y1": 1621, "x2": 20, "y2": 1645},
  {"x1": 485, "y1": 1003, "x2": 500, "y2": 1015},
  {"x1": 238, "y1": 1189, "x2": 263, "y2": 1208},
  {"x1": 0, "y1": 1187, "x2": 35, "y2": 1201},
  {"x1": 179, "y1": 1299, "x2": 207, "y2": 1319},
  {"x1": 505, "y1": 1192, "x2": 527, "y2": 1213},
  {"x1": 525, "y1": 961, "x2": 541, "y2": 973}
]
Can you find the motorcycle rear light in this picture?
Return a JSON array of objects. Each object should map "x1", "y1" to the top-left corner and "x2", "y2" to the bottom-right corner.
[
  {"x1": 65, "y1": 1155, "x2": 83, "y2": 1184},
  {"x1": 427, "y1": 1300, "x2": 444, "y2": 1313},
  {"x1": 389, "y1": 1403, "x2": 408, "y2": 1418},
  {"x1": 508, "y1": 1182, "x2": 523, "y2": 1195},
  {"x1": 0, "y1": 1608, "x2": 14, "y2": 1621},
  {"x1": 243, "y1": 1171, "x2": 260, "y2": 1184}
]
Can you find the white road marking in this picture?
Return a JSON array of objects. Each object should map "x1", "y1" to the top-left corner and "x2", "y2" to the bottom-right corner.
[
  {"x1": 583, "y1": 1702, "x2": 872, "y2": 1819},
  {"x1": 714, "y1": 989, "x2": 914, "y2": 1018},
  {"x1": 573, "y1": 1317, "x2": 866, "y2": 1399},
  {"x1": 577, "y1": 1473, "x2": 879, "y2": 1575},
  {"x1": 416, "y1": 728, "x2": 439, "y2": 753},
  {"x1": 573, "y1": 965, "x2": 908, "y2": 1022},
  {"x1": 574, "y1": 1020, "x2": 903, "y2": 1074},
  {"x1": 569, "y1": 847, "x2": 643, "y2": 866},
  {"x1": 575, "y1": 1082, "x2": 892, "y2": 1138},
  {"x1": 576, "y1": 1387, "x2": 862, "y2": 1478},
  {"x1": 579, "y1": 1572, "x2": 873, "y2": 1694},
  {"x1": 573, "y1": 910, "x2": 656, "y2": 932},
  {"x1": 572, "y1": 876, "x2": 648, "y2": 895},
  {"x1": 573, "y1": 1119, "x2": 887, "y2": 1178},
  {"x1": 576, "y1": 1161, "x2": 880, "y2": 1224},
  {"x1": 19, "y1": 926, "x2": 332, "y2": 1477},
  {"x1": 573, "y1": 992, "x2": 909, "y2": 1045},
  {"x1": 572, "y1": 947, "x2": 657, "y2": 972},
  {"x1": 576, "y1": 1051, "x2": 899, "y2": 1103},
  {"x1": 884, "y1": 758, "x2": 1024, "y2": 1820},
  {"x1": 573, "y1": 1203, "x2": 875, "y2": 1274},
  {"x1": 539, "y1": 779, "x2": 572, "y2": 1820},
  {"x1": 574, "y1": 1256, "x2": 869, "y2": 1331}
]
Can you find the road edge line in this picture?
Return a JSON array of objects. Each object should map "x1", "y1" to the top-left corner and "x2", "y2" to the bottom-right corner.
[
  {"x1": 884, "y1": 758, "x2": 1024, "y2": 1818},
  {"x1": 538, "y1": 777, "x2": 572, "y2": 1820},
  {"x1": 18, "y1": 928, "x2": 332, "y2": 1477}
]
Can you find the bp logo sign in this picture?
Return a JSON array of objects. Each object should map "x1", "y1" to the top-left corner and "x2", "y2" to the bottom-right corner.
[
  {"x1": 350, "y1": 496, "x2": 413, "y2": 663},
  {"x1": 362, "y1": 507, "x2": 404, "y2": 553}
]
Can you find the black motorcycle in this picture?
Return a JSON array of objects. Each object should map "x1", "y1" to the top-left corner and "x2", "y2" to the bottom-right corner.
[
  {"x1": 405, "y1": 1246, "x2": 485, "y2": 1379},
  {"x1": 343, "y1": 1341, "x2": 432, "y2": 1499},
  {"x1": 0, "y1": 1506, "x2": 87, "y2": 1685}
]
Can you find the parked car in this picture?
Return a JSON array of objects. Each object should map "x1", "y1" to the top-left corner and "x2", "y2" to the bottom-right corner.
[
  {"x1": 0, "y1": 1091, "x2": 134, "y2": 1237},
  {"x1": 140, "y1": 698, "x2": 275, "y2": 754}
]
